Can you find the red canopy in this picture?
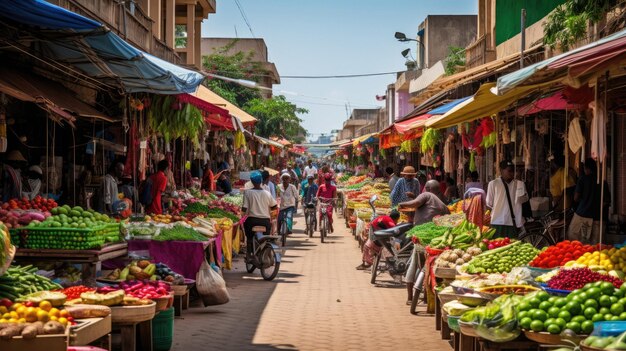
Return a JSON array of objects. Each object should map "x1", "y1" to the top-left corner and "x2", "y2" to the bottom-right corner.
[{"x1": 517, "y1": 91, "x2": 586, "y2": 115}]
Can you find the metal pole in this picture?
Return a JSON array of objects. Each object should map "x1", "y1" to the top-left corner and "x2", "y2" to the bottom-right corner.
[{"x1": 520, "y1": 9, "x2": 526, "y2": 68}]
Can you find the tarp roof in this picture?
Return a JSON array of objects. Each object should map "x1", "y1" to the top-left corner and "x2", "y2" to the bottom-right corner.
[
  {"x1": 0, "y1": 68, "x2": 113, "y2": 123},
  {"x1": 516, "y1": 90, "x2": 587, "y2": 115},
  {"x1": 496, "y1": 28, "x2": 626, "y2": 95},
  {"x1": 190, "y1": 85, "x2": 257, "y2": 125},
  {"x1": 352, "y1": 132, "x2": 378, "y2": 146},
  {"x1": 0, "y1": 0, "x2": 204, "y2": 94}
]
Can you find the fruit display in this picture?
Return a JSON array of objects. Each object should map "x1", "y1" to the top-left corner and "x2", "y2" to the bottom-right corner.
[
  {"x1": 155, "y1": 225, "x2": 207, "y2": 241},
  {"x1": 447, "y1": 200, "x2": 469, "y2": 214},
  {"x1": 107, "y1": 260, "x2": 157, "y2": 281},
  {"x1": 125, "y1": 222, "x2": 159, "y2": 238},
  {"x1": 583, "y1": 331, "x2": 626, "y2": 350},
  {"x1": 0, "y1": 223, "x2": 14, "y2": 275},
  {"x1": 58, "y1": 286, "x2": 95, "y2": 300},
  {"x1": 0, "y1": 209, "x2": 49, "y2": 229},
  {"x1": 429, "y1": 219, "x2": 495, "y2": 250},
  {"x1": 432, "y1": 213, "x2": 466, "y2": 227},
  {"x1": 181, "y1": 202, "x2": 239, "y2": 222},
  {"x1": 0, "y1": 265, "x2": 62, "y2": 300},
  {"x1": 530, "y1": 240, "x2": 597, "y2": 269},
  {"x1": 0, "y1": 319, "x2": 67, "y2": 339},
  {"x1": 115, "y1": 280, "x2": 171, "y2": 300},
  {"x1": 546, "y1": 268, "x2": 623, "y2": 291},
  {"x1": 0, "y1": 299, "x2": 72, "y2": 327},
  {"x1": 477, "y1": 285, "x2": 540, "y2": 296},
  {"x1": 517, "y1": 282, "x2": 626, "y2": 335},
  {"x1": 16, "y1": 291, "x2": 66, "y2": 307},
  {"x1": 154, "y1": 263, "x2": 184, "y2": 283},
  {"x1": 465, "y1": 242, "x2": 539, "y2": 274},
  {"x1": 405, "y1": 222, "x2": 448, "y2": 245},
  {"x1": 460, "y1": 294, "x2": 522, "y2": 342},
  {"x1": 483, "y1": 237, "x2": 512, "y2": 250},
  {"x1": 435, "y1": 247, "x2": 483, "y2": 268},
  {"x1": 1, "y1": 196, "x2": 58, "y2": 212},
  {"x1": 565, "y1": 246, "x2": 626, "y2": 273},
  {"x1": 77, "y1": 290, "x2": 124, "y2": 306}
]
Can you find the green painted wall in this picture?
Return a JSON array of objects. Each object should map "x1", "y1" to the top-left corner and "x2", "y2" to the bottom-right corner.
[{"x1": 495, "y1": 0, "x2": 566, "y2": 45}]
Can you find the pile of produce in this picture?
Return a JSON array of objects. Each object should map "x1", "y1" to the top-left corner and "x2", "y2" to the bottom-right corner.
[
  {"x1": 450, "y1": 268, "x2": 534, "y2": 290},
  {"x1": 0, "y1": 301, "x2": 68, "y2": 339},
  {"x1": 116, "y1": 280, "x2": 171, "y2": 300},
  {"x1": 181, "y1": 202, "x2": 239, "y2": 222},
  {"x1": 146, "y1": 213, "x2": 191, "y2": 225},
  {"x1": 465, "y1": 242, "x2": 539, "y2": 274},
  {"x1": 155, "y1": 225, "x2": 207, "y2": 242},
  {"x1": 530, "y1": 240, "x2": 597, "y2": 269},
  {"x1": 57, "y1": 286, "x2": 95, "y2": 300},
  {"x1": 517, "y1": 282, "x2": 626, "y2": 335},
  {"x1": 435, "y1": 247, "x2": 483, "y2": 268},
  {"x1": 72, "y1": 289, "x2": 124, "y2": 306},
  {"x1": 460, "y1": 294, "x2": 522, "y2": 342},
  {"x1": 106, "y1": 260, "x2": 156, "y2": 281},
  {"x1": 432, "y1": 213, "x2": 466, "y2": 227},
  {"x1": 405, "y1": 222, "x2": 448, "y2": 245},
  {"x1": 447, "y1": 200, "x2": 468, "y2": 214},
  {"x1": 546, "y1": 267, "x2": 623, "y2": 291},
  {"x1": 0, "y1": 223, "x2": 14, "y2": 274},
  {"x1": 583, "y1": 331, "x2": 626, "y2": 350},
  {"x1": 483, "y1": 237, "x2": 512, "y2": 250},
  {"x1": 430, "y1": 219, "x2": 495, "y2": 250},
  {"x1": 209, "y1": 199, "x2": 241, "y2": 216},
  {"x1": 125, "y1": 222, "x2": 159, "y2": 238},
  {"x1": 1, "y1": 196, "x2": 57, "y2": 212},
  {"x1": 0, "y1": 209, "x2": 49, "y2": 229},
  {"x1": 565, "y1": 246, "x2": 626, "y2": 273},
  {"x1": 16, "y1": 291, "x2": 66, "y2": 307},
  {"x1": 221, "y1": 194, "x2": 243, "y2": 208},
  {"x1": 0, "y1": 265, "x2": 62, "y2": 300}
]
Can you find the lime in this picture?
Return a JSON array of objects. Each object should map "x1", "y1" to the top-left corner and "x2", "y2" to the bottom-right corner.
[
  {"x1": 584, "y1": 307, "x2": 598, "y2": 319},
  {"x1": 612, "y1": 315, "x2": 622, "y2": 321},
  {"x1": 518, "y1": 311, "x2": 529, "y2": 320},
  {"x1": 536, "y1": 291, "x2": 550, "y2": 302},
  {"x1": 572, "y1": 315, "x2": 587, "y2": 324},
  {"x1": 519, "y1": 317, "x2": 532, "y2": 329},
  {"x1": 518, "y1": 301, "x2": 531, "y2": 312},
  {"x1": 547, "y1": 324, "x2": 561, "y2": 334},
  {"x1": 566, "y1": 301, "x2": 582, "y2": 315},
  {"x1": 544, "y1": 318, "x2": 556, "y2": 327},
  {"x1": 581, "y1": 320, "x2": 594, "y2": 334},
  {"x1": 530, "y1": 320, "x2": 544, "y2": 332},
  {"x1": 601, "y1": 282, "x2": 616, "y2": 295},
  {"x1": 528, "y1": 297, "x2": 541, "y2": 309},
  {"x1": 548, "y1": 296, "x2": 559, "y2": 304},
  {"x1": 600, "y1": 307, "x2": 611, "y2": 315},
  {"x1": 621, "y1": 282, "x2": 626, "y2": 293},
  {"x1": 620, "y1": 312, "x2": 626, "y2": 320},
  {"x1": 533, "y1": 309, "x2": 548, "y2": 322},
  {"x1": 554, "y1": 318, "x2": 567, "y2": 328},
  {"x1": 548, "y1": 306, "x2": 561, "y2": 318},
  {"x1": 539, "y1": 301, "x2": 553, "y2": 311},
  {"x1": 614, "y1": 289, "x2": 624, "y2": 298},
  {"x1": 592, "y1": 313, "x2": 605, "y2": 322},
  {"x1": 605, "y1": 314, "x2": 614, "y2": 321},
  {"x1": 585, "y1": 299, "x2": 600, "y2": 310},
  {"x1": 558, "y1": 310, "x2": 572, "y2": 322},
  {"x1": 593, "y1": 281, "x2": 603, "y2": 287},
  {"x1": 583, "y1": 283, "x2": 595, "y2": 290},
  {"x1": 611, "y1": 303, "x2": 625, "y2": 315},
  {"x1": 554, "y1": 298, "x2": 568, "y2": 308},
  {"x1": 587, "y1": 287, "x2": 602, "y2": 300},
  {"x1": 566, "y1": 321, "x2": 582, "y2": 333},
  {"x1": 610, "y1": 296, "x2": 619, "y2": 304},
  {"x1": 600, "y1": 295, "x2": 613, "y2": 307}
]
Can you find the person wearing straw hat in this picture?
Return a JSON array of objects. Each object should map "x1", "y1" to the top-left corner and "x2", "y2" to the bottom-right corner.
[
  {"x1": 390, "y1": 166, "x2": 421, "y2": 207},
  {"x1": 2, "y1": 150, "x2": 26, "y2": 201}
]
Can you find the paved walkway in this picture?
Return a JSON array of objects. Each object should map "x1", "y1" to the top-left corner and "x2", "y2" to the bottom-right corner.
[{"x1": 172, "y1": 211, "x2": 449, "y2": 351}]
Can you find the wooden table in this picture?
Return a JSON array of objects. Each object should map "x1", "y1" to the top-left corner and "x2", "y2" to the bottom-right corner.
[
  {"x1": 14, "y1": 243, "x2": 128, "y2": 286},
  {"x1": 113, "y1": 319, "x2": 153, "y2": 351}
]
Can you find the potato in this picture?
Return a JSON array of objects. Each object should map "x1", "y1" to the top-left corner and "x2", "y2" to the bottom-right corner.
[
  {"x1": 21, "y1": 324, "x2": 40, "y2": 339},
  {"x1": 42, "y1": 321, "x2": 65, "y2": 335},
  {"x1": 0, "y1": 325, "x2": 25, "y2": 340}
]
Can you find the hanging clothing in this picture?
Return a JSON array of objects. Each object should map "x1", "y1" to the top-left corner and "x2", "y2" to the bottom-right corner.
[
  {"x1": 590, "y1": 90, "x2": 607, "y2": 162},
  {"x1": 443, "y1": 134, "x2": 456, "y2": 173}
]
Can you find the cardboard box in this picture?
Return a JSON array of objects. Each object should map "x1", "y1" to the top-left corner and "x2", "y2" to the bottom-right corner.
[
  {"x1": 0, "y1": 325, "x2": 69, "y2": 351},
  {"x1": 70, "y1": 315, "x2": 112, "y2": 346}
]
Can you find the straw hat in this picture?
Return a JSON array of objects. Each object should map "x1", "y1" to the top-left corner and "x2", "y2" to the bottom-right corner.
[
  {"x1": 6, "y1": 150, "x2": 26, "y2": 162},
  {"x1": 400, "y1": 166, "x2": 417, "y2": 176}
]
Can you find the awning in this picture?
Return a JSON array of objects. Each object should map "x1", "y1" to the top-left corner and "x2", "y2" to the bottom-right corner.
[
  {"x1": 0, "y1": 67, "x2": 113, "y2": 123},
  {"x1": 0, "y1": 0, "x2": 204, "y2": 94},
  {"x1": 255, "y1": 135, "x2": 284, "y2": 149},
  {"x1": 175, "y1": 92, "x2": 233, "y2": 130},
  {"x1": 517, "y1": 90, "x2": 587, "y2": 116},
  {"x1": 190, "y1": 85, "x2": 257, "y2": 125},
  {"x1": 426, "y1": 82, "x2": 554, "y2": 129},
  {"x1": 411, "y1": 47, "x2": 540, "y2": 105},
  {"x1": 352, "y1": 132, "x2": 378, "y2": 146},
  {"x1": 496, "y1": 28, "x2": 626, "y2": 95}
]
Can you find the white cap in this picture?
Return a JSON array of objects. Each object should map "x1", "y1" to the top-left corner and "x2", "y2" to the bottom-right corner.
[{"x1": 29, "y1": 165, "x2": 43, "y2": 175}]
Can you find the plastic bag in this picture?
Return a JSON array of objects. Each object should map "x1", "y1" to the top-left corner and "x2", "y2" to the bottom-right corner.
[{"x1": 196, "y1": 259, "x2": 230, "y2": 306}]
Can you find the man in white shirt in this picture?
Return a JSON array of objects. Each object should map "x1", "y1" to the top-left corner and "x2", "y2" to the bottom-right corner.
[
  {"x1": 277, "y1": 173, "x2": 299, "y2": 234},
  {"x1": 242, "y1": 171, "x2": 277, "y2": 260},
  {"x1": 486, "y1": 160, "x2": 528, "y2": 238},
  {"x1": 303, "y1": 159, "x2": 318, "y2": 180}
]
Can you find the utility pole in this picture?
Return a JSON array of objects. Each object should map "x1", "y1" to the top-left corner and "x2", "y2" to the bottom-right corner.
[{"x1": 520, "y1": 9, "x2": 526, "y2": 68}]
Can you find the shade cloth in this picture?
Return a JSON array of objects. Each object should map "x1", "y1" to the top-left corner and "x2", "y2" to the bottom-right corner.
[
  {"x1": 517, "y1": 90, "x2": 586, "y2": 115},
  {"x1": 127, "y1": 239, "x2": 216, "y2": 279},
  {"x1": 190, "y1": 85, "x2": 257, "y2": 125},
  {"x1": 352, "y1": 132, "x2": 378, "y2": 146},
  {"x1": 0, "y1": 0, "x2": 205, "y2": 94},
  {"x1": 426, "y1": 82, "x2": 554, "y2": 129}
]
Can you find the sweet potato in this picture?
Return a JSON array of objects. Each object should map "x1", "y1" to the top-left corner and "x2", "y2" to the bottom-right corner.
[
  {"x1": 0, "y1": 325, "x2": 25, "y2": 340},
  {"x1": 42, "y1": 321, "x2": 65, "y2": 335},
  {"x1": 21, "y1": 324, "x2": 40, "y2": 339}
]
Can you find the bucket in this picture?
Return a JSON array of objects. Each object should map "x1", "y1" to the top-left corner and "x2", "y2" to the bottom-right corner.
[{"x1": 152, "y1": 307, "x2": 174, "y2": 351}]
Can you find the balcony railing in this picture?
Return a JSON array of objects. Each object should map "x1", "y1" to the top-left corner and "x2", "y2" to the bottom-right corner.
[
  {"x1": 49, "y1": 0, "x2": 180, "y2": 64},
  {"x1": 465, "y1": 34, "x2": 496, "y2": 69}
]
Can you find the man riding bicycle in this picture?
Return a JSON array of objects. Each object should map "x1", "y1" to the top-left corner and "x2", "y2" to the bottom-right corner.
[
  {"x1": 316, "y1": 172, "x2": 337, "y2": 233},
  {"x1": 301, "y1": 174, "x2": 319, "y2": 231},
  {"x1": 242, "y1": 171, "x2": 278, "y2": 262},
  {"x1": 277, "y1": 172, "x2": 299, "y2": 234}
]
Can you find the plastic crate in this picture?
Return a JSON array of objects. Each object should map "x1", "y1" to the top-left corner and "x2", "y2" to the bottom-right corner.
[
  {"x1": 20, "y1": 225, "x2": 107, "y2": 250},
  {"x1": 152, "y1": 307, "x2": 174, "y2": 351}
]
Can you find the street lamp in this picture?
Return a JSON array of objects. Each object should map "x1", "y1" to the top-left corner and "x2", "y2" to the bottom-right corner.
[
  {"x1": 395, "y1": 32, "x2": 424, "y2": 69},
  {"x1": 395, "y1": 32, "x2": 416, "y2": 42}
]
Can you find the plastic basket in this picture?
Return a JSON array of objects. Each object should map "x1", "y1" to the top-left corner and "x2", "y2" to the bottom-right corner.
[
  {"x1": 152, "y1": 307, "x2": 174, "y2": 351},
  {"x1": 20, "y1": 225, "x2": 107, "y2": 250}
]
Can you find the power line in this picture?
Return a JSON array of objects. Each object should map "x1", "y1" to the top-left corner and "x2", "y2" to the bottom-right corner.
[
  {"x1": 282, "y1": 71, "x2": 400, "y2": 79},
  {"x1": 233, "y1": 0, "x2": 255, "y2": 38}
]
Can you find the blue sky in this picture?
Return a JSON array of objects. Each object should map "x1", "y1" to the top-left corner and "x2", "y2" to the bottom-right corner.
[{"x1": 202, "y1": 1, "x2": 477, "y2": 141}]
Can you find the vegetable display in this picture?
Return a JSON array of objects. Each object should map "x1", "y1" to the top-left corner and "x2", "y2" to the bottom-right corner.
[
  {"x1": 530, "y1": 240, "x2": 597, "y2": 268},
  {"x1": 0, "y1": 265, "x2": 62, "y2": 300},
  {"x1": 1, "y1": 196, "x2": 57, "y2": 212},
  {"x1": 583, "y1": 331, "x2": 626, "y2": 350},
  {"x1": 116, "y1": 280, "x2": 171, "y2": 300},
  {"x1": 429, "y1": 219, "x2": 495, "y2": 250},
  {"x1": 0, "y1": 223, "x2": 14, "y2": 275},
  {"x1": 58, "y1": 286, "x2": 95, "y2": 300},
  {"x1": 436, "y1": 247, "x2": 483, "y2": 268},
  {"x1": 405, "y1": 222, "x2": 448, "y2": 245},
  {"x1": 465, "y1": 242, "x2": 539, "y2": 274},
  {"x1": 565, "y1": 246, "x2": 626, "y2": 273},
  {"x1": 461, "y1": 294, "x2": 522, "y2": 342},
  {"x1": 155, "y1": 225, "x2": 207, "y2": 242},
  {"x1": 546, "y1": 268, "x2": 623, "y2": 291},
  {"x1": 221, "y1": 194, "x2": 243, "y2": 208},
  {"x1": 181, "y1": 202, "x2": 239, "y2": 222},
  {"x1": 483, "y1": 237, "x2": 511, "y2": 250}
]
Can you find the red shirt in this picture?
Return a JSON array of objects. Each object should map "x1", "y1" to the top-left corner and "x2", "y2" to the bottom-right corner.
[
  {"x1": 147, "y1": 171, "x2": 167, "y2": 215},
  {"x1": 371, "y1": 215, "x2": 396, "y2": 230},
  {"x1": 316, "y1": 183, "x2": 336, "y2": 200}
]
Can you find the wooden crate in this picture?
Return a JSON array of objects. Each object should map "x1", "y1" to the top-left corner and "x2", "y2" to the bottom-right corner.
[
  {"x1": 0, "y1": 325, "x2": 69, "y2": 351},
  {"x1": 70, "y1": 315, "x2": 112, "y2": 346}
]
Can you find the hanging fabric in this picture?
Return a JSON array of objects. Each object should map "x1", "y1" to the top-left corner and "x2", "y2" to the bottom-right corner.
[
  {"x1": 589, "y1": 84, "x2": 607, "y2": 163},
  {"x1": 443, "y1": 133, "x2": 456, "y2": 173}
]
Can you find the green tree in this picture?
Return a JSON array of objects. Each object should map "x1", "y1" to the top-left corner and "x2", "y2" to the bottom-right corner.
[
  {"x1": 244, "y1": 96, "x2": 309, "y2": 143},
  {"x1": 444, "y1": 46, "x2": 465, "y2": 75},
  {"x1": 202, "y1": 40, "x2": 264, "y2": 107}
]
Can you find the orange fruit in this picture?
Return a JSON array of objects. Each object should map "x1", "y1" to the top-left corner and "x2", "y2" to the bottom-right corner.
[
  {"x1": 49, "y1": 316, "x2": 58, "y2": 322},
  {"x1": 49, "y1": 308, "x2": 60, "y2": 318},
  {"x1": 10, "y1": 303, "x2": 23, "y2": 312},
  {"x1": 24, "y1": 308, "x2": 38, "y2": 323},
  {"x1": 39, "y1": 301, "x2": 52, "y2": 312},
  {"x1": 2, "y1": 312, "x2": 10, "y2": 320},
  {"x1": 17, "y1": 318, "x2": 26, "y2": 324},
  {"x1": 0, "y1": 306, "x2": 8, "y2": 315},
  {"x1": 9, "y1": 311, "x2": 19, "y2": 319},
  {"x1": 58, "y1": 317, "x2": 68, "y2": 326},
  {"x1": 37, "y1": 310, "x2": 49, "y2": 322},
  {"x1": 59, "y1": 310, "x2": 69, "y2": 318},
  {"x1": 15, "y1": 306, "x2": 26, "y2": 317}
]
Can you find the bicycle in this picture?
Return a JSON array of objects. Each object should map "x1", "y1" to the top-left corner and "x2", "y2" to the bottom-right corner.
[
  {"x1": 245, "y1": 225, "x2": 281, "y2": 281},
  {"x1": 409, "y1": 241, "x2": 427, "y2": 315},
  {"x1": 277, "y1": 209, "x2": 292, "y2": 247},
  {"x1": 303, "y1": 200, "x2": 317, "y2": 238},
  {"x1": 318, "y1": 197, "x2": 337, "y2": 243},
  {"x1": 519, "y1": 209, "x2": 574, "y2": 249}
]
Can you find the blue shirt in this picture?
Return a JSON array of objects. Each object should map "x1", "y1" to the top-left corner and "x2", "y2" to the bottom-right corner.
[
  {"x1": 267, "y1": 181, "x2": 277, "y2": 199},
  {"x1": 390, "y1": 178, "x2": 420, "y2": 206},
  {"x1": 302, "y1": 182, "x2": 319, "y2": 204}
]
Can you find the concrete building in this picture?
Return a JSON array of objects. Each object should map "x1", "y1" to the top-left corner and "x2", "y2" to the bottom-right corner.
[
  {"x1": 49, "y1": 0, "x2": 216, "y2": 68},
  {"x1": 201, "y1": 38, "x2": 281, "y2": 99},
  {"x1": 337, "y1": 108, "x2": 380, "y2": 140}
]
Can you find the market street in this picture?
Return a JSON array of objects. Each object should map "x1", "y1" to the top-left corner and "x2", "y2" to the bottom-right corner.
[{"x1": 172, "y1": 211, "x2": 448, "y2": 351}]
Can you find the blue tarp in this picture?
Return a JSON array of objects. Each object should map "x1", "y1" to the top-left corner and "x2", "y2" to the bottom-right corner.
[
  {"x1": 428, "y1": 96, "x2": 472, "y2": 115},
  {"x1": 0, "y1": 0, "x2": 204, "y2": 94}
]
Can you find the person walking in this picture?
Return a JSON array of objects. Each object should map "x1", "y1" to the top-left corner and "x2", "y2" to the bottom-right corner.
[
  {"x1": 277, "y1": 173, "x2": 299, "y2": 234},
  {"x1": 386, "y1": 167, "x2": 399, "y2": 192},
  {"x1": 486, "y1": 160, "x2": 529, "y2": 237},
  {"x1": 303, "y1": 159, "x2": 318, "y2": 180}
]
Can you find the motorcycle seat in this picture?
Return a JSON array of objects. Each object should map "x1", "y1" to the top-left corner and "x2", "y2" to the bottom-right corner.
[
  {"x1": 372, "y1": 223, "x2": 414, "y2": 240},
  {"x1": 252, "y1": 226, "x2": 267, "y2": 233},
  {"x1": 305, "y1": 203, "x2": 316, "y2": 209}
]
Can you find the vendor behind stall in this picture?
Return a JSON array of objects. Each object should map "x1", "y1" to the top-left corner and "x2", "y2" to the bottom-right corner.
[
  {"x1": 390, "y1": 166, "x2": 420, "y2": 206},
  {"x1": 216, "y1": 170, "x2": 233, "y2": 195},
  {"x1": 102, "y1": 162, "x2": 124, "y2": 214},
  {"x1": 2, "y1": 150, "x2": 26, "y2": 201},
  {"x1": 22, "y1": 165, "x2": 42, "y2": 200},
  {"x1": 146, "y1": 160, "x2": 168, "y2": 215}
]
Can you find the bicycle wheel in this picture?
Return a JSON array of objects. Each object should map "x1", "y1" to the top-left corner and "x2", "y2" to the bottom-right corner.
[
  {"x1": 410, "y1": 269, "x2": 426, "y2": 315},
  {"x1": 280, "y1": 220, "x2": 287, "y2": 247},
  {"x1": 260, "y1": 246, "x2": 280, "y2": 281},
  {"x1": 519, "y1": 230, "x2": 555, "y2": 249},
  {"x1": 320, "y1": 215, "x2": 326, "y2": 243},
  {"x1": 370, "y1": 252, "x2": 380, "y2": 284},
  {"x1": 307, "y1": 212, "x2": 314, "y2": 238}
]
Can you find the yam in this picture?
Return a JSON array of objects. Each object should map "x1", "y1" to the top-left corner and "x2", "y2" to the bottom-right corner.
[
  {"x1": 21, "y1": 323, "x2": 42, "y2": 339},
  {"x1": 42, "y1": 321, "x2": 65, "y2": 335},
  {"x1": 0, "y1": 325, "x2": 25, "y2": 340}
]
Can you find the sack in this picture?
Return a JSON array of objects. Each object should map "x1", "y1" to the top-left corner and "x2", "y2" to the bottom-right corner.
[
  {"x1": 138, "y1": 177, "x2": 153, "y2": 206},
  {"x1": 196, "y1": 259, "x2": 230, "y2": 306}
]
